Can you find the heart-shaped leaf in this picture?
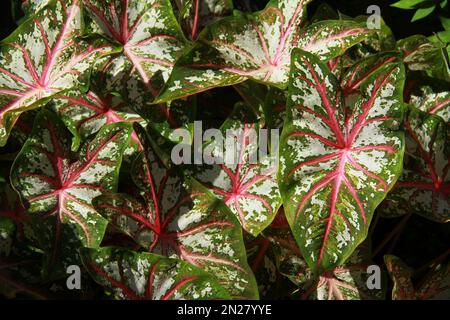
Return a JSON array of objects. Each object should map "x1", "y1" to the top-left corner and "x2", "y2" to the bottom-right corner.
[
  {"x1": 154, "y1": 0, "x2": 371, "y2": 103},
  {"x1": 398, "y1": 35, "x2": 450, "y2": 82},
  {"x1": 83, "y1": 0, "x2": 187, "y2": 107},
  {"x1": 93, "y1": 123, "x2": 258, "y2": 299},
  {"x1": 187, "y1": 103, "x2": 282, "y2": 236},
  {"x1": 80, "y1": 247, "x2": 231, "y2": 300},
  {"x1": 0, "y1": 0, "x2": 111, "y2": 146},
  {"x1": 11, "y1": 110, "x2": 132, "y2": 278},
  {"x1": 381, "y1": 107, "x2": 449, "y2": 223},
  {"x1": 279, "y1": 50, "x2": 405, "y2": 275}
]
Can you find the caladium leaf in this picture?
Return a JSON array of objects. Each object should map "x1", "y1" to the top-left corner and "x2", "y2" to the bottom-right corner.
[
  {"x1": 174, "y1": 0, "x2": 234, "y2": 40},
  {"x1": 52, "y1": 89, "x2": 145, "y2": 151},
  {"x1": 93, "y1": 124, "x2": 258, "y2": 299},
  {"x1": 188, "y1": 103, "x2": 282, "y2": 236},
  {"x1": 409, "y1": 85, "x2": 450, "y2": 123},
  {"x1": 0, "y1": 0, "x2": 111, "y2": 146},
  {"x1": 11, "y1": 110, "x2": 132, "y2": 278},
  {"x1": 381, "y1": 107, "x2": 449, "y2": 223},
  {"x1": 281, "y1": 242, "x2": 385, "y2": 300},
  {"x1": 83, "y1": 0, "x2": 187, "y2": 107},
  {"x1": 154, "y1": 0, "x2": 371, "y2": 103},
  {"x1": 398, "y1": 35, "x2": 450, "y2": 82},
  {"x1": 384, "y1": 255, "x2": 450, "y2": 300},
  {"x1": 279, "y1": 50, "x2": 405, "y2": 275},
  {"x1": 80, "y1": 247, "x2": 231, "y2": 300}
]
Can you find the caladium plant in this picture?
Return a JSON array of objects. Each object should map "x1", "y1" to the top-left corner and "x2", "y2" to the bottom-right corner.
[{"x1": 1, "y1": 0, "x2": 449, "y2": 301}]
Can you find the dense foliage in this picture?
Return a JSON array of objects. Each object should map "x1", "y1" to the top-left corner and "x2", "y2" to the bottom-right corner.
[{"x1": 0, "y1": 0, "x2": 448, "y2": 300}]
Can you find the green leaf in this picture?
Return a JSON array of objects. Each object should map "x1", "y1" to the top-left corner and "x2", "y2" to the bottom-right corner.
[
  {"x1": 93, "y1": 124, "x2": 259, "y2": 299},
  {"x1": 279, "y1": 50, "x2": 405, "y2": 275},
  {"x1": 440, "y1": 16, "x2": 450, "y2": 31},
  {"x1": 11, "y1": 110, "x2": 132, "y2": 278},
  {"x1": 415, "y1": 261, "x2": 450, "y2": 299},
  {"x1": 297, "y1": 20, "x2": 373, "y2": 60},
  {"x1": 310, "y1": 3, "x2": 339, "y2": 22},
  {"x1": 0, "y1": 217, "x2": 14, "y2": 257},
  {"x1": 80, "y1": 247, "x2": 231, "y2": 300},
  {"x1": 398, "y1": 35, "x2": 450, "y2": 82},
  {"x1": 0, "y1": 0, "x2": 111, "y2": 146},
  {"x1": 154, "y1": 0, "x2": 371, "y2": 103},
  {"x1": 187, "y1": 103, "x2": 282, "y2": 236},
  {"x1": 381, "y1": 107, "x2": 449, "y2": 223},
  {"x1": 411, "y1": 6, "x2": 436, "y2": 22},
  {"x1": 83, "y1": 0, "x2": 187, "y2": 109},
  {"x1": 391, "y1": 0, "x2": 427, "y2": 9}
]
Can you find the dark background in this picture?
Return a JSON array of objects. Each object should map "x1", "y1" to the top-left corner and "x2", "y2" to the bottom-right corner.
[{"x1": 0, "y1": 0, "x2": 444, "y2": 40}]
